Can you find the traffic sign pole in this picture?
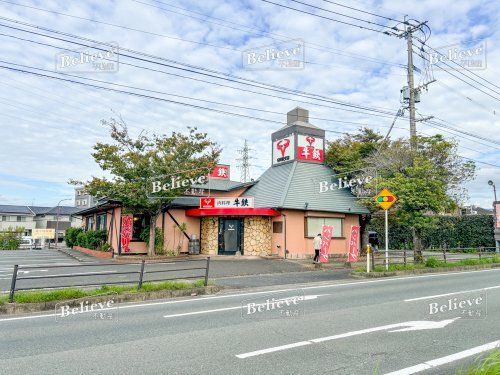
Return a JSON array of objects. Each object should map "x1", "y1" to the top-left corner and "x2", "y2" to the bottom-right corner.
[
  {"x1": 374, "y1": 188, "x2": 397, "y2": 272},
  {"x1": 385, "y1": 210, "x2": 389, "y2": 271}
]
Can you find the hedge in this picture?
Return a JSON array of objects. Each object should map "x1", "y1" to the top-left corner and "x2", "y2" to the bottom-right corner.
[
  {"x1": 65, "y1": 227, "x2": 83, "y2": 248},
  {"x1": 368, "y1": 214, "x2": 495, "y2": 249},
  {"x1": 74, "y1": 229, "x2": 107, "y2": 250}
]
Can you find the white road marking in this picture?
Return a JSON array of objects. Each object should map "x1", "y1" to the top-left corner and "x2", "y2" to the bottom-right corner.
[
  {"x1": 237, "y1": 342, "x2": 312, "y2": 358},
  {"x1": 163, "y1": 295, "x2": 327, "y2": 318},
  {"x1": 1, "y1": 268, "x2": 498, "y2": 322},
  {"x1": 384, "y1": 340, "x2": 500, "y2": 375},
  {"x1": 404, "y1": 285, "x2": 500, "y2": 302},
  {"x1": 236, "y1": 318, "x2": 460, "y2": 359},
  {"x1": 0, "y1": 270, "x2": 118, "y2": 280}
]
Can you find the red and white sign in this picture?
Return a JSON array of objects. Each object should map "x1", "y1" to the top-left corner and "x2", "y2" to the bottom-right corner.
[
  {"x1": 272, "y1": 135, "x2": 294, "y2": 165},
  {"x1": 348, "y1": 225, "x2": 360, "y2": 262},
  {"x1": 121, "y1": 215, "x2": 133, "y2": 253},
  {"x1": 297, "y1": 134, "x2": 324, "y2": 162},
  {"x1": 210, "y1": 165, "x2": 230, "y2": 179},
  {"x1": 496, "y1": 203, "x2": 500, "y2": 228},
  {"x1": 320, "y1": 224, "x2": 333, "y2": 263},
  {"x1": 199, "y1": 197, "x2": 254, "y2": 209}
]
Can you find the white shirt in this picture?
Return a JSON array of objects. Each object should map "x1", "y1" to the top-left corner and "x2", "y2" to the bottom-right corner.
[{"x1": 313, "y1": 236, "x2": 322, "y2": 250}]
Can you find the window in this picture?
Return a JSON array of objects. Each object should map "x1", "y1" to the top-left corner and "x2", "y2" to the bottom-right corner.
[
  {"x1": 1, "y1": 216, "x2": 6, "y2": 221},
  {"x1": 305, "y1": 217, "x2": 344, "y2": 238},
  {"x1": 85, "y1": 216, "x2": 94, "y2": 231},
  {"x1": 17, "y1": 216, "x2": 26, "y2": 222},
  {"x1": 132, "y1": 214, "x2": 149, "y2": 241},
  {"x1": 96, "y1": 214, "x2": 107, "y2": 231},
  {"x1": 273, "y1": 221, "x2": 283, "y2": 233}
]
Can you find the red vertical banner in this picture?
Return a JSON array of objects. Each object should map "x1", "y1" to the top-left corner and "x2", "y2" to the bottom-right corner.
[
  {"x1": 320, "y1": 225, "x2": 333, "y2": 263},
  {"x1": 348, "y1": 225, "x2": 361, "y2": 263},
  {"x1": 496, "y1": 203, "x2": 500, "y2": 228},
  {"x1": 121, "y1": 215, "x2": 133, "y2": 253}
]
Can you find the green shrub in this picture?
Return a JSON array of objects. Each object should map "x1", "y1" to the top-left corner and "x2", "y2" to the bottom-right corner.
[
  {"x1": 140, "y1": 227, "x2": 164, "y2": 254},
  {"x1": 65, "y1": 227, "x2": 83, "y2": 248},
  {"x1": 0, "y1": 227, "x2": 24, "y2": 250},
  {"x1": 425, "y1": 257, "x2": 441, "y2": 268},
  {"x1": 75, "y1": 231, "x2": 87, "y2": 248},
  {"x1": 74, "y1": 230, "x2": 107, "y2": 250}
]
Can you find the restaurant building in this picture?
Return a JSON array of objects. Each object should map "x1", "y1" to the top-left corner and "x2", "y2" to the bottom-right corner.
[{"x1": 77, "y1": 108, "x2": 369, "y2": 258}]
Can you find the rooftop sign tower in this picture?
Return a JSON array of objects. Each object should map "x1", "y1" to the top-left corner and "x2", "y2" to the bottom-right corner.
[{"x1": 271, "y1": 107, "x2": 325, "y2": 166}]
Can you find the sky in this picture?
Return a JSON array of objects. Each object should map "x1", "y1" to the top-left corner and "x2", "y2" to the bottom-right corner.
[{"x1": 0, "y1": 0, "x2": 498, "y2": 208}]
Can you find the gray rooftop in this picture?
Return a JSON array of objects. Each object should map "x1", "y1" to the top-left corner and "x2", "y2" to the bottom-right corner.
[
  {"x1": 244, "y1": 161, "x2": 370, "y2": 214},
  {"x1": 0, "y1": 205, "x2": 33, "y2": 215},
  {"x1": 0, "y1": 205, "x2": 80, "y2": 216}
]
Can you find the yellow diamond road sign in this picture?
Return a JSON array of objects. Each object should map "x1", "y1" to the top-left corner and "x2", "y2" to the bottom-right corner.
[{"x1": 375, "y1": 188, "x2": 397, "y2": 210}]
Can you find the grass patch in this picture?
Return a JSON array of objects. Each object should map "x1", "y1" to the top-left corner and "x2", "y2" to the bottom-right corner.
[
  {"x1": 0, "y1": 279, "x2": 207, "y2": 305},
  {"x1": 457, "y1": 349, "x2": 500, "y2": 374},
  {"x1": 354, "y1": 256, "x2": 500, "y2": 273}
]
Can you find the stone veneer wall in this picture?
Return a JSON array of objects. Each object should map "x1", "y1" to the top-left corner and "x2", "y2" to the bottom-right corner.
[
  {"x1": 243, "y1": 217, "x2": 272, "y2": 256},
  {"x1": 201, "y1": 217, "x2": 218, "y2": 255}
]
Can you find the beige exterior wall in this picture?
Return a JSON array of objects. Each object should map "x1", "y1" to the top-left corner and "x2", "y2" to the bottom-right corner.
[
  {"x1": 162, "y1": 209, "x2": 200, "y2": 253},
  {"x1": 271, "y1": 210, "x2": 360, "y2": 259},
  {"x1": 243, "y1": 217, "x2": 272, "y2": 256}
]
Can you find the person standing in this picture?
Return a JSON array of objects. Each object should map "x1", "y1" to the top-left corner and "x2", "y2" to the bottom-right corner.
[{"x1": 313, "y1": 233, "x2": 322, "y2": 263}]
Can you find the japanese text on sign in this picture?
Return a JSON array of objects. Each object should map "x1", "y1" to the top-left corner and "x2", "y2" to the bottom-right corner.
[
  {"x1": 348, "y1": 225, "x2": 360, "y2": 262},
  {"x1": 200, "y1": 197, "x2": 254, "y2": 209},
  {"x1": 320, "y1": 225, "x2": 333, "y2": 263},
  {"x1": 121, "y1": 215, "x2": 133, "y2": 253}
]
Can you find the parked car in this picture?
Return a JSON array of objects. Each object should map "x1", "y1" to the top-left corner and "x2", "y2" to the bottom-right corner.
[{"x1": 19, "y1": 236, "x2": 34, "y2": 249}]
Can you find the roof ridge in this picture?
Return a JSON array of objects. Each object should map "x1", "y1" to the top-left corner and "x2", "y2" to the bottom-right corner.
[{"x1": 279, "y1": 161, "x2": 297, "y2": 207}]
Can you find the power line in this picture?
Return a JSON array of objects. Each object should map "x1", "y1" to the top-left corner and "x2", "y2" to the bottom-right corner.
[
  {"x1": 415, "y1": 44, "x2": 500, "y2": 103},
  {"x1": 320, "y1": 0, "x2": 404, "y2": 23},
  {"x1": 1, "y1": 0, "x2": 406, "y2": 70},
  {"x1": 0, "y1": 20, "x2": 403, "y2": 118},
  {"x1": 286, "y1": 0, "x2": 396, "y2": 30},
  {"x1": 259, "y1": 0, "x2": 397, "y2": 36},
  {"x1": 139, "y1": 0, "x2": 406, "y2": 68}
]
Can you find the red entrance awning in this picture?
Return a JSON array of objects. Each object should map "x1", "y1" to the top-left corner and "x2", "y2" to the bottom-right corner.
[{"x1": 186, "y1": 208, "x2": 281, "y2": 217}]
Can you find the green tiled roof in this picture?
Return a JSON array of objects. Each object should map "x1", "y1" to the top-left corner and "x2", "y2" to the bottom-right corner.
[{"x1": 244, "y1": 161, "x2": 370, "y2": 214}]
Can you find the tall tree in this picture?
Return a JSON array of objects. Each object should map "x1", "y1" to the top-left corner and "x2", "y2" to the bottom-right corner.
[
  {"x1": 73, "y1": 117, "x2": 220, "y2": 255},
  {"x1": 326, "y1": 130, "x2": 475, "y2": 260}
]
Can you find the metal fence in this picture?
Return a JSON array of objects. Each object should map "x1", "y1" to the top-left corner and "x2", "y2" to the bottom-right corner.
[
  {"x1": 370, "y1": 247, "x2": 497, "y2": 269},
  {"x1": 8, "y1": 257, "x2": 210, "y2": 303}
]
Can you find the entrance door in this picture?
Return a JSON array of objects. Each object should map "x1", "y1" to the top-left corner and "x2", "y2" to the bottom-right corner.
[{"x1": 218, "y1": 218, "x2": 243, "y2": 255}]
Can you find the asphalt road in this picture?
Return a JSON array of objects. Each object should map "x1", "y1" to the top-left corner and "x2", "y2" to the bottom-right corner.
[{"x1": 0, "y1": 268, "x2": 499, "y2": 374}]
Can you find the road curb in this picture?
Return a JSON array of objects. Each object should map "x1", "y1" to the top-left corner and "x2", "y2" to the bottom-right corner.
[
  {"x1": 0, "y1": 285, "x2": 221, "y2": 315},
  {"x1": 351, "y1": 263, "x2": 500, "y2": 278},
  {"x1": 57, "y1": 248, "x2": 87, "y2": 263}
]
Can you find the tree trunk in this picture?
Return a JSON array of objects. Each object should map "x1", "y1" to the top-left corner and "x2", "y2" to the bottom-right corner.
[
  {"x1": 148, "y1": 213, "x2": 157, "y2": 256},
  {"x1": 412, "y1": 227, "x2": 423, "y2": 263}
]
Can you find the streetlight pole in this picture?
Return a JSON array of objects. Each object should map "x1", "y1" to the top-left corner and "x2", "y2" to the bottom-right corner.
[
  {"x1": 488, "y1": 181, "x2": 499, "y2": 253},
  {"x1": 54, "y1": 198, "x2": 72, "y2": 249}
]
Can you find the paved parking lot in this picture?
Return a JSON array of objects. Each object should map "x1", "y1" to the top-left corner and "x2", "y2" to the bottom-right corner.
[{"x1": 0, "y1": 248, "x2": 90, "y2": 293}]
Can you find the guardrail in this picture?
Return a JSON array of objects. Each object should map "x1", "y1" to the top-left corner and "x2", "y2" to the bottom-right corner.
[{"x1": 8, "y1": 257, "x2": 210, "y2": 303}]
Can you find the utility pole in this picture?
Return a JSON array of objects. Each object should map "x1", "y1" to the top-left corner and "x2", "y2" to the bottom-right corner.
[
  {"x1": 400, "y1": 16, "x2": 427, "y2": 150},
  {"x1": 406, "y1": 16, "x2": 417, "y2": 150}
]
